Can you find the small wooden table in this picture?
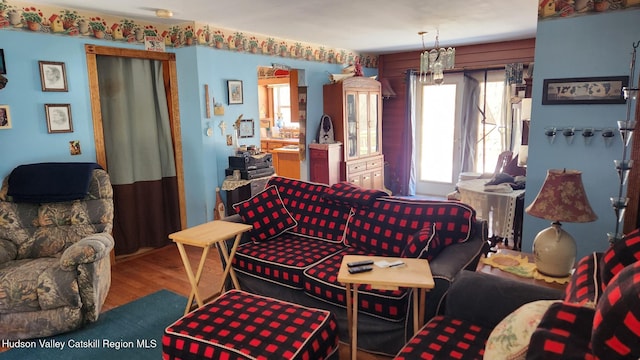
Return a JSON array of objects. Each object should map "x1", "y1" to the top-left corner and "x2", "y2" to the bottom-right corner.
[
  {"x1": 169, "y1": 220, "x2": 252, "y2": 315},
  {"x1": 337, "y1": 255, "x2": 435, "y2": 360}
]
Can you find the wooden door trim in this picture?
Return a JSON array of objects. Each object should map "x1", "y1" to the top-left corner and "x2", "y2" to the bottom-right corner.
[{"x1": 84, "y1": 44, "x2": 186, "y2": 230}]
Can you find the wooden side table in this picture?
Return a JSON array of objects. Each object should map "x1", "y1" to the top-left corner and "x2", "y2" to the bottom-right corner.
[
  {"x1": 169, "y1": 220, "x2": 252, "y2": 315},
  {"x1": 477, "y1": 249, "x2": 568, "y2": 291},
  {"x1": 337, "y1": 255, "x2": 434, "y2": 360}
]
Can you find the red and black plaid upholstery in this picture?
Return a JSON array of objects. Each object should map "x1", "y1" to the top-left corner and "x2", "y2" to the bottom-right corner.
[
  {"x1": 526, "y1": 302, "x2": 595, "y2": 360},
  {"x1": 564, "y1": 252, "x2": 604, "y2": 305},
  {"x1": 346, "y1": 198, "x2": 475, "y2": 256},
  {"x1": 393, "y1": 316, "x2": 491, "y2": 360},
  {"x1": 304, "y1": 247, "x2": 410, "y2": 321},
  {"x1": 401, "y1": 223, "x2": 442, "y2": 261},
  {"x1": 322, "y1": 181, "x2": 388, "y2": 207},
  {"x1": 162, "y1": 290, "x2": 339, "y2": 360},
  {"x1": 267, "y1": 176, "x2": 351, "y2": 243},
  {"x1": 600, "y1": 227, "x2": 640, "y2": 286},
  {"x1": 233, "y1": 233, "x2": 346, "y2": 289},
  {"x1": 233, "y1": 185, "x2": 297, "y2": 243},
  {"x1": 592, "y1": 260, "x2": 640, "y2": 359}
]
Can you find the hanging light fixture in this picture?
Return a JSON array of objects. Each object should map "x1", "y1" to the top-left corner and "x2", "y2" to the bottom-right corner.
[{"x1": 418, "y1": 30, "x2": 455, "y2": 85}]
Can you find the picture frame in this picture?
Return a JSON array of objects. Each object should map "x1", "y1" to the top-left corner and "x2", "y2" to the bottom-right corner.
[
  {"x1": 39, "y1": 61, "x2": 68, "y2": 92},
  {"x1": 238, "y1": 118, "x2": 254, "y2": 138},
  {"x1": 542, "y1": 76, "x2": 628, "y2": 105},
  {"x1": 227, "y1": 80, "x2": 243, "y2": 105},
  {"x1": 0, "y1": 49, "x2": 6, "y2": 75},
  {"x1": 45, "y1": 104, "x2": 73, "y2": 133},
  {"x1": 0, "y1": 105, "x2": 11, "y2": 129}
]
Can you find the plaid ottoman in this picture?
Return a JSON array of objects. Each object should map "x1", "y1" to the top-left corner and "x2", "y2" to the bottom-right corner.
[{"x1": 162, "y1": 290, "x2": 339, "y2": 360}]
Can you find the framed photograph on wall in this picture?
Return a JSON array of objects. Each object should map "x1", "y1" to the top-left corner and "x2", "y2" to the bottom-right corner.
[
  {"x1": 39, "y1": 61, "x2": 68, "y2": 92},
  {"x1": 0, "y1": 49, "x2": 6, "y2": 74},
  {"x1": 45, "y1": 104, "x2": 73, "y2": 133},
  {"x1": 0, "y1": 105, "x2": 11, "y2": 129},
  {"x1": 227, "y1": 80, "x2": 243, "y2": 105},
  {"x1": 542, "y1": 76, "x2": 628, "y2": 105},
  {"x1": 238, "y1": 118, "x2": 254, "y2": 138}
]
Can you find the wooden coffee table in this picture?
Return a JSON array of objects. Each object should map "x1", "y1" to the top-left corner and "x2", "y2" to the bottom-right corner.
[
  {"x1": 337, "y1": 255, "x2": 434, "y2": 360},
  {"x1": 169, "y1": 220, "x2": 252, "y2": 315}
]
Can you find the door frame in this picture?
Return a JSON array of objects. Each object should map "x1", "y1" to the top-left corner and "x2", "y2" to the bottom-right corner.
[{"x1": 85, "y1": 44, "x2": 186, "y2": 229}]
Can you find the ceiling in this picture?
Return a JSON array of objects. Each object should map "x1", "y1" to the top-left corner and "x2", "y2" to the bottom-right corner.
[{"x1": 31, "y1": 0, "x2": 539, "y2": 54}]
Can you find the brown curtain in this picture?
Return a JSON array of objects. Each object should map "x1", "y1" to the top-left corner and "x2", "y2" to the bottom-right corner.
[{"x1": 97, "y1": 56, "x2": 180, "y2": 255}]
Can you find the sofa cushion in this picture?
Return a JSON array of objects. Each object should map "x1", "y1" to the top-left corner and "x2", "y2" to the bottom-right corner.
[
  {"x1": 484, "y1": 299, "x2": 560, "y2": 360},
  {"x1": 346, "y1": 198, "x2": 475, "y2": 256},
  {"x1": 266, "y1": 177, "x2": 351, "y2": 243},
  {"x1": 592, "y1": 260, "x2": 640, "y2": 359},
  {"x1": 233, "y1": 233, "x2": 345, "y2": 289},
  {"x1": 233, "y1": 185, "x2": 298, "y2": 243},
  {"x1": 304, "y1": 247, "x2": 410, "y2": 321},
  {"x1": 600, "y1": 227, "x2": 640, "y2": 286},
  {"x1": 394, "y1": 315, "x2": 491, "y2": 360},
  {"x1": 400, "y1": 223, "x2": 441, "y2": 261},
  {"x1": 564, "y1": 252, "x2": 604, "y2": 305},
  {"x1": 322, "y1": 181, "x2": 388, "y2": 207},
  {"x1": 526, "y1": 302, "x2": 595, "y2": 360}
]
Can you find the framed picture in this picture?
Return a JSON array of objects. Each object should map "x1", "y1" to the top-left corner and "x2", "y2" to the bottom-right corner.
[
  {"x1": 39, "y1": 61, "x2": 68, "y2": 92},
  {"x1": 542, "y1": 76, "x2": 628, "y2": 105},
  {"x1": 227, "y1": 80, "x2": 243, "y2": 105},
  {"x1": 45, "y1": 104, "x2": 73, "y2": 133},
  {"x1": 238, "y1": 118, "x2": 254, "y2": 138},
  {"x1": 0, "y1": 49, "x2": 6, "y2": 74},
  {"x1": 0, "y1": 105, "x2": 11, "y2": 129}
]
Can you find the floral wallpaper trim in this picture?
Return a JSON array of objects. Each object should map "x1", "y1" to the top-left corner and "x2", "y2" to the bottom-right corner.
[
  {"x1": 538, "y1": 0, "x2": 640, "y2": 20},
  {"x1": 0, "y1": 0, "x2": 378, "y2": 68}
]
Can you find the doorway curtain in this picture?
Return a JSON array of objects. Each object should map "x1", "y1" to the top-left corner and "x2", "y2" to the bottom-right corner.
[{"x1": 96, "y1": 56, "x2": 180, "y2": 255}]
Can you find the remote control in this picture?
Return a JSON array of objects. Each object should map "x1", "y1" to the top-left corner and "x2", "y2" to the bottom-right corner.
[
  {"x1": 348, "y1": 265, "x2": 373, "y2": 274},
  {"x1": 347, "y1": 260, "x2": 374, "y2": 267}
]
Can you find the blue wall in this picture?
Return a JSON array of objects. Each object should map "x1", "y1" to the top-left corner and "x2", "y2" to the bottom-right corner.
[
  {"x1": 0, "y1": 29, "x2": 374, "y2": 227},
  {"x1": 523, "y1": 9, "x2": 640, "y2": 259}
]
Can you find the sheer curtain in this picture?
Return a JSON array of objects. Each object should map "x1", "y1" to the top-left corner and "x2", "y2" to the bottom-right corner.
[{"x1": 97, "y1": 56, "x2": 180, "y2": 255}]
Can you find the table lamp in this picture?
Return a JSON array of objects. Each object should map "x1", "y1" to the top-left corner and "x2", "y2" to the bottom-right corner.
[{"x1": 525, "y1": 169, "x2": 597, "y2": 277}]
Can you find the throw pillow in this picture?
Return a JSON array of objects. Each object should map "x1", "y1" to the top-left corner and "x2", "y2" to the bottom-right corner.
[
  {"x1": 600, "y1": 227, "x2": 640, "y2": 286},
  {"x1": 322, "y1": 181, "x2": 388, "y2": 207},
  {"x1": 400, "y1": 223, "x2": 441, "y2": 261},
  {"x1": 484, "y1": 300, "x2": 560, "y2": 360},
  {"x1": 233, "y1": 185, "x2": 297, "y2": 243}
]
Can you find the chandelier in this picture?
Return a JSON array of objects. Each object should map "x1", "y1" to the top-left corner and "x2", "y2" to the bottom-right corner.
[{"x1": 418, "y1": 31, "x2": 455, "y2": 84}]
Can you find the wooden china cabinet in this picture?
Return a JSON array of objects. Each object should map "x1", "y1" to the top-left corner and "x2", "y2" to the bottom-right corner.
[{"x1": 322, "y1": 77, "x2": 384, "y2": 190}]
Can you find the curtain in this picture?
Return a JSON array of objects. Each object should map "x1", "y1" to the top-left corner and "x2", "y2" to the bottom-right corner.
[
  {"x1": 460, "y1": 74, "x2": 480, "y2": 173},
  {"x1": 97, "y1": 56, "x2": 180, "y2": 255},
  {"x1": 405, "y1": 71, "x2": 418, "y2": 196}
]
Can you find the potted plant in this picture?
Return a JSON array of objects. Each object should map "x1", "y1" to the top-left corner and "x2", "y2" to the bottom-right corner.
[
  {"x1": 60, "y1": 9, "x2": 80, "y2": 29},
  {"x1": 21, "y1": 7, "x2": 43, "y2": 31},
  {"x1": 88, "y1": 16, "x2": 107, "y2": 38},
  {"x1": 248, "y1": 36, "x2": 259, "y2": 53},
  {"x1": 184, "y1": 25, "x2": 194, "y2": 45},
  {"x1": 213, "y1": 30, "x2": 224, "y2": 48}
]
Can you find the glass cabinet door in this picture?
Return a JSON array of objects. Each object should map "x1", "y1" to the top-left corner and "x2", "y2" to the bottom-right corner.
[
  {"x1": 346, "y1": 93, "x2": 357, "y2": 159},
  {"x1": 369, "y1": 93, "x2": 379, "y2": 154},
  {"x1": 358, "y1": 93, "x2": 369, "y2": 157}
]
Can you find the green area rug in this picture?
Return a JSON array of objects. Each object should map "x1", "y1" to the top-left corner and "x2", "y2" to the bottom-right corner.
[{"x1": 0, "y1": 289, "x2": 186, "y2": 360}]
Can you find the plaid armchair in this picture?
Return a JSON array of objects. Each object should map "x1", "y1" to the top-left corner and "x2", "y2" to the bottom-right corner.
[{"x1": 0, "y1": 165, "x2": 114, "y2": 339}]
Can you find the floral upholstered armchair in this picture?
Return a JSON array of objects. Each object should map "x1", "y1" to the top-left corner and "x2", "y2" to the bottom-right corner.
[{"x1": 0, "y1": 163, "x2": 114, "y2": 339}]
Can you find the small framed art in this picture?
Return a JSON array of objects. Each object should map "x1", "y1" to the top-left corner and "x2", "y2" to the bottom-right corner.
[
  {"x1": 0, "y1": 105, "x2": 11, "y2": 129},
  {"x1": 45, "y1": 104, "x2": 73, "y2": 133},
  {"x1": 238, "y1": 118, "x2": 255, "y2": 138},
  {"x1": 542, "y1": 76, "x2": 628, "y2": 105},
  {"x1": 39, "y1": 61, "x2": 68, "y2": 92},
  {"x1": 227, "y1": 80, "x2": 243, "y2": 105}
]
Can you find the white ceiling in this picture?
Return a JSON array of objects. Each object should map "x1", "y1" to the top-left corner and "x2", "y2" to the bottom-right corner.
[{"x1": 31, "y1": 0, "x2": 539, "y2": 54}]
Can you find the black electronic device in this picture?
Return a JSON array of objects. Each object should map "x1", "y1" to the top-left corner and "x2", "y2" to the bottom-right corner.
[
  {"x1": 347, "y1": 260, "x2": 373, "y2": 268},
  {"x1": 225, "y1": 167, "x2": 275, "y2": 180},
  {"x1": 348, "y1": 265, "x2": 373, "y2": 274},
  {"x1": 228, "y1": 153, "x2": 273, "y2": 171}
]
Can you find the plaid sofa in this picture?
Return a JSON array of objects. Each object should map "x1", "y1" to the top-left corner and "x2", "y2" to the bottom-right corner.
[
  {"x1": 223, "y1": 176, "x2": 487, "y2": 356},
  {"x1": 394, "y1": 228, "x2": 640, "y2": 360}
]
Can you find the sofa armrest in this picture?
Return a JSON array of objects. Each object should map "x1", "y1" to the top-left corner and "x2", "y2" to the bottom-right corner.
[
  {"x1": 60, "y1": 233, "x2": 115, "y2": 270},
  {"x1": 445, "y1": 270, "x2": 563, "y2": 329}
]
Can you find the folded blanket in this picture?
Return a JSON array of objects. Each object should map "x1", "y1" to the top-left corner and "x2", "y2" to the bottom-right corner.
[{"x1": 8, "y1": 162, "x2": 102, "y2": 203}]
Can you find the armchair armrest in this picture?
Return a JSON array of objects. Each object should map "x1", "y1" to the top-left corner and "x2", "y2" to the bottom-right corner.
[
  {"x1": 445, "y1": 270, "x2": 563, "y2": 329},
  {"x1": 60, "y1": 233, "x2": 114, "y2": 270},
  {"x1": 0, "y1": 238, "x2": 17, "y2": 264}
]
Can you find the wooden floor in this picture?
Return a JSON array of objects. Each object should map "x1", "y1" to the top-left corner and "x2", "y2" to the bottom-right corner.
[{"x1": 106, "y1": 244, "x2": 393, "y2": 360}]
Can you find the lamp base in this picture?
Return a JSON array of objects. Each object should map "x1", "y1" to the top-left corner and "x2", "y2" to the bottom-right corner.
[{"x1": 532, "y1": 222, "x2": 576, "y2": 277}]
